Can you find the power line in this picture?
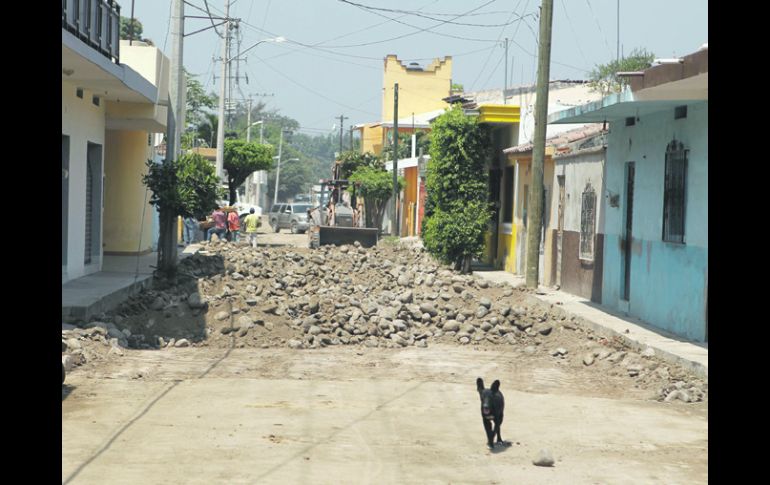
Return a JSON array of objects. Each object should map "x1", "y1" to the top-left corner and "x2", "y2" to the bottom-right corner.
[
  {"x1": 558, "y1": 0, "x2": 590, "y2": 68},
  {"x1": 203, "y1": 0, "x2": 223, "y2": 37},
  {"x1": 584, "y1": 0, "x2": 614, "y2": 59},
  {"x1": 338, "y1": 0, "x2": 533, "y2": 28},
  {"x1": 469, "y1": 0, "x2": 527, "y2": 91}
]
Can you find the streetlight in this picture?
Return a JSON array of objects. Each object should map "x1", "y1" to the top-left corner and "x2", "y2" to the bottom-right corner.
[
  {"x1": 216, "y1": 36, "x2": 286, "y2": 181},
  {"x1": 274, "y1": 157, "x2": 299, "y2": 205}
]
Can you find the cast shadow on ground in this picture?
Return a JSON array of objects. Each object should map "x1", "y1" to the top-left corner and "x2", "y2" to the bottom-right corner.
[
  {"x1": 490, "y1": 441, "x2": 513, "y2": 454},
  {"x1": 62, "y1": 384, "x2": 76, "y2": 401}
]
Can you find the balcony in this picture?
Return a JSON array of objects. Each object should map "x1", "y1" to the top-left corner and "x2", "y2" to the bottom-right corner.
[{"x1": 62, "y1": 0, "x2": 121, "y2": 64}]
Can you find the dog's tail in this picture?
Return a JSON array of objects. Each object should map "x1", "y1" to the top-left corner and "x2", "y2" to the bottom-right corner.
[{"x1": 476, "y1": 377, "x2": 484, "y2": 392}]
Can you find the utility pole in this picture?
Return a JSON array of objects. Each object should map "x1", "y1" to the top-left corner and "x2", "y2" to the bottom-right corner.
[
  {"x1": 392, "y1": 82, "x2": 399, "y2": 237},
  {"x1": 274, "y1": 128, "x2": 284, "y2": 205},
  {"x1": 215, "y1": 0, "x2": 231, "y2": 181},
  {"x1": 349, "y1": 125, "x2": 354, "y2": 152},
  {"x1": 337, "y1": 114, "x2": 348, "y2": 155},
  {"x1": 526, "y1": 0, "x2": 554, "y2": 289},
  {"x1": 503, "y1": 37, "x2": 509, "y2": 104},
  {"x1": 158, "y1": 0, "x2": 184, "y2": 274},
  {"x1": 617, "y1": 0, "x2": 620, "y2": 63}
]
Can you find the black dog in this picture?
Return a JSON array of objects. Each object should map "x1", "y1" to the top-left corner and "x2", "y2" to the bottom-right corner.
[{"x1": 476, "y1": 377, "x2": 506, "y2": 449}]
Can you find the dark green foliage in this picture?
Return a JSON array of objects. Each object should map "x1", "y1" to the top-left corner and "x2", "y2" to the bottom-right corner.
[
  {"x1": 422, "y1": 105, "x2": 492, "y2": 272},
  {"x1": 348, "y1": 166, "x2": 404, "y2": 229},
  {"x1": 338, "y1": 150, "x2": 382, "y2": 179},
  {"x1": 223, "y1": 140, "x2": 274, "y2": 204},
  {"x1": 143, "y1": 153, "x2": 224, "y2": 218},
  {"x1": 381, "y1": 131, "x2": 431, "y2": 162}
]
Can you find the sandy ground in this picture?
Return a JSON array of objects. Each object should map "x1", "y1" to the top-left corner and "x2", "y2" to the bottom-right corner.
[{"x1": 62, "y1": 344, "x2": 707, "y2": 485}]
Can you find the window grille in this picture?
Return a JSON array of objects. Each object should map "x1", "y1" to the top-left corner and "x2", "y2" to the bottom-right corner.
[{"x1": 580, "y1": 183, "x2": 596, "y2": 260}]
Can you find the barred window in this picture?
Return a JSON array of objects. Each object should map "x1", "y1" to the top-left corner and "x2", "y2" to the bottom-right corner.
[
  {"x1": 662, "y1": 140, "x2": 688, "y2": 243},
  {"x1": 580, "y1": 183, "x2": 596, "y2": 260}
]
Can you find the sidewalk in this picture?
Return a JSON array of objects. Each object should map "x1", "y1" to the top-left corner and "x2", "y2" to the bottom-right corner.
[
  {"x1": 474, "y1": 271, "x2": 708, "y2": 379},
  {"x1": 62, "y1": 244, "x2": 201, "y2": 322}
]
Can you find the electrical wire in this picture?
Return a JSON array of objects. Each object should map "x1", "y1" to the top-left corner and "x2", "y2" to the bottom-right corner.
[
  {"x1": 203, "y1": 0, "x2": 223, "y2": 38},
  {"x1": 584, "y1": 0, "x2": 614, "y2": 59},
  {"x1": 338, "y1": 0, "x2": 532, "y2": 28},
  {"x1": 469, "y1": 0, "x2": 527, "y2": 91}
]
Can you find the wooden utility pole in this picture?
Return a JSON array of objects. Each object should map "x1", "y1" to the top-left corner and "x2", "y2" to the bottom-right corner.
[
  {"x1": 392, "y1": 82, "x2": 399, "y2": 236},
  {"x1": 215, "y1": 0, "x2": 231, "y2": 181},
  {"x1": 525, "y1": 0, "x2": 554, "y2": 288}
]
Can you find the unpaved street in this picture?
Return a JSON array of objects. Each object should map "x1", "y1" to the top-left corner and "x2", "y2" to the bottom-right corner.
[
  {"x1": 63, "y1": 344, "x2": 706, "y2": 484},
  {"x1": 63, "y1": 235, "x2": 707, "y2": 484}
]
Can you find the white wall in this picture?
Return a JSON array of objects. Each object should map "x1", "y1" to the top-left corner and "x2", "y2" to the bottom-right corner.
[
  {"x1": 62, "y1": 81, "x2": 105, "y2": 282},
  {"x1": 552, "y1": 151, "x2": 606, "y2": 234}
]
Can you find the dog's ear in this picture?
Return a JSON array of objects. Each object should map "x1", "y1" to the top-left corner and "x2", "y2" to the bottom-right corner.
[
  {"x1": 491, "y1": 380, "x2": 500, "y2": 393},
  {"x1": 476, "y1": 377, "x2": 484, "y2": 392}
]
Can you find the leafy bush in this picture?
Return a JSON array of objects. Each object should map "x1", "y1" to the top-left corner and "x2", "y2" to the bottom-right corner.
[
  {"x1": 143, "y1": 153, "x2": 224, "y2": 219},
  {"x1": 223, "y1": 139, "x2": 274, "y2": 204},
  {"x1": 348, "y1": 166, "x2": 404, "y2": 230},
  {"x1": 422, "y1": 201, "x2": 491, "y2": 271},
  {"x1": 421, "y1": 104, "x2": 492, "y2": 272}
]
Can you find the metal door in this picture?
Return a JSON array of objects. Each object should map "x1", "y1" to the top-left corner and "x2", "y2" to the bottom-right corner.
[
  {"x1": 556, "y1": 175, "x2": 565, "y2": 287},
  {"x1": 622, "y1": 162, "x2": 635, "y2": 301},
  {"x1": 84, "y1": 157, "x2": 93, "y2": 264}
]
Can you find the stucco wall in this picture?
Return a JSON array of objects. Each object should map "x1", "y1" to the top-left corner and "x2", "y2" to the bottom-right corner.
[
  {"x1": 103, "y1": 130, "x2": 155, "y2": 254},
  {"x1": 62, "y1": 81, "x2": 106, "y2": 282},
  {"x1": 601, "y1": 101, "x2": 708, "y2": 341},
  {"x1": 382, "y1": 56, "x2": 451, "y2": 121}
]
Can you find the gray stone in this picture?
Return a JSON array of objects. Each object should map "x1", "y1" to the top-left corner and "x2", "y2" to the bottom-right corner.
[
  {"x1": 524, "y1": 346, "x2": 536, "y2": 355},
  {"x1": 215, "y1": 311, "x2": 229, "y2": 321},
  {"x1": 107, "y1": 327, "x2": 124, "y2": 339},
  {"x1": 583, "y1": 354, "x2": 595, "y2": 366},
  {"x1": 452, "y1": 284, "x2": 464, "y2": 293},
  {"x1": 537, "y1": 324, "x2": 553, "y2": 336},
  {"x1": 415, "y1": 339, "x2": 428, "y2": 348},
  {"x1": 264, "y1": 322, "x2": 274, "y2": 331},
  {"x1": 397, "y1": 274, "x2": 410, "y2": 287},
  {"x1": 627, "y1": 364, "x2": 643, "y2": 377},
  {"x1": 532, "y1": 449, "x2": 555, "y2": 467},
  {"x1": 174, "y1": 338, "x2": 191, "y2": 348},
  {"x1": 399, "y1": 290, "x2": 414, "y2": 303},
  {"x1": 150, "y1": 297, "x2": 165, "y2": 311},
  {"x1": 62, "y1": 354, "x2": 75, "y2": 372},
  {"x1": 419, "y1": 302, "x2": 438, "y2": 317},
  {"x1": 641, "y1": 347, "x2": 656, "y2": 358},
  {"x1": 480, "y1": 322, "x2": 493, "y2": 332},
  {"x1": 237, "y1": 315, "x2": 253, "y2": 328},
  {"x1": 308, "y1": 325, "x2": 322, "y2": 336},
  {"x1": 597, "y1": 349, "x2": 611, "y2": 360},
  {"x1": 476, "y1": 306, "x2": 489, "y2": 319},
  {"x1": 664, "y1": 390, "x2": 690, "y2": 403},
  {"x1": 288, "y1": 339, "x2": 303, "y2": 349},
  {"x1": 443, "y1": 320, "x2": 460, "y2": 332},
  {"x1": 459, "y1": 336, "x2": 470, "y2": 345},
  {"x1": 479, "y1": 297, "x2": 492, "y2": 309},
  {"x1": 188, "y1": 292, "x2": 206, "y2": 309},
  {"x1": 477, "y1": 279, "x2": 489, "y2": 289}
]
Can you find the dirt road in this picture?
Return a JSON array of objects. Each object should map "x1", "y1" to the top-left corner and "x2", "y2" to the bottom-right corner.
[{"x1": 62, "y1": 344, "x2": 707, "y2": 484}]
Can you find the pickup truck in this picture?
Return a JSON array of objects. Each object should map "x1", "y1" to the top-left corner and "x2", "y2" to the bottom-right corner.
[{"x1": 268, "y1": 203, "x2": 313, "y2": 234}]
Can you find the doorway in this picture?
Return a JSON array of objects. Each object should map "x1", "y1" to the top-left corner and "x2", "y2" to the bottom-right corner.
[
  {"x1": 84, "y1": 143, "x2": 103, "y2": 266},
  {"x1": 62, "y1": 135, "x2": 70, "y2": 269},
  {"x1": 621, "y1": 162, "x2": 635, "y2": 301},
  {"x1": 556, "y1": 175, "x2": 565, "y2": 287}
]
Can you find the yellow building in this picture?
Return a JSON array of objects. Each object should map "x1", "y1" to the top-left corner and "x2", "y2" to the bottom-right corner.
[{"x1": 355, "y1": 55, "x2": 454, "y2": 156}]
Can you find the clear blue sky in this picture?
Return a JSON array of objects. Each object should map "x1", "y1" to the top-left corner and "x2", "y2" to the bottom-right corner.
[{"x1": 134, "y1": 0, "x2": 707, "y2": 135}]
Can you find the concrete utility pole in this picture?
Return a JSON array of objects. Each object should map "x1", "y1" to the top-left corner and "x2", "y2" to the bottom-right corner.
[
  {"x1": 392, "y1": 82, "x2": 399, "y2": 237},
  {"x1": 158, "y1": 0, "x2": 184, "y2": 273},
  {"x1": 525, "y1": 0, "x2": 554, "y2": 289},
  {"x1": 337, "y1": 115, "x2": 348, "y2": 155},
  {"x1": 274, "y1": 128, "x2": 284, "y2": 205},
  {"x1": 503, "y1": 37, "x2": 509, "y2": 105},
  {"x1": 215, "y1": 0, "x2": 231, "y2": 181}
]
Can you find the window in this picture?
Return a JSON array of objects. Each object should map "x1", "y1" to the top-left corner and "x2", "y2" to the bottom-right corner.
[
  {"x1": 92, "y1": 95, "x2": 100, "y2": 106},
  {"x1": 503, "y1": 166, "x2": 514, "y2": 223},
  {"x1": 76, "y1": 88, "x2": 83, "y2": 99},
  {"x1": 522, "y1": 185, "x2": 529, "y2": 228},
  {"x1": 580, "y1": 183, "x2": 597, "y2": 260},
  {"x1": 662, "y1": 140, "x2": 688, "y2": 243},
  {"x1": 675, "y1": 105, "x2": 688, "y2": 119},
  {"x1": 625, "y1": 116, "x2": 636, "y2": 126}
]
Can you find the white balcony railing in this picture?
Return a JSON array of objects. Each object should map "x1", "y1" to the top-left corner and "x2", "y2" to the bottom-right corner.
[{"x1": 62, "y1": 0, "x2": 121, "y2": 64}]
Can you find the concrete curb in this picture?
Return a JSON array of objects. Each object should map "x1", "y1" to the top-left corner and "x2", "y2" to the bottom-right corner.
[{"x1": 474, "y1": 271, "x2": 708, "y2": 380}]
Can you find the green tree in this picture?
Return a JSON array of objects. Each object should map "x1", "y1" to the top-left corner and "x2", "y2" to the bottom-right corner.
[
  {"x1": 422, "y1": 104, "x2": 492, "y2": 273},
  {"x1": 185, "y1": 70, "x2": 217, "y2": 129},
  {"x1": 348, "y1": 166, "x2": 404, "y2": 230},
  {"x1": 588, "y1": 48, "x2": 655, "y2": 97},
  {"x1": 338, "y1": 150, "x2": 382, "y2": 179},
  {"x1": 119, "y1": 16, "x2": 154, "y2": 45},
  {"x1": 223, "y1": 140, "x2": 274, "y2": 204},
  {"x1": 267, "y1": 158, "x2": 313, "y2": 202},
  {"x1": 143, "y1": 153, "x2": 223, "y2": 275}
]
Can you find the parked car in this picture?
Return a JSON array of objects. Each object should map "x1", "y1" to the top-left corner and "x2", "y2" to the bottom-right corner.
[{"x1": 268, "y1": 203, "x2": 312, "y2": 234}]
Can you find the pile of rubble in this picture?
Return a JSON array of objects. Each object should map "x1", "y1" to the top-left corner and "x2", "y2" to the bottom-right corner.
[{"x1": 62, "y1": 239, "x2": 706, "y2": 403}]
